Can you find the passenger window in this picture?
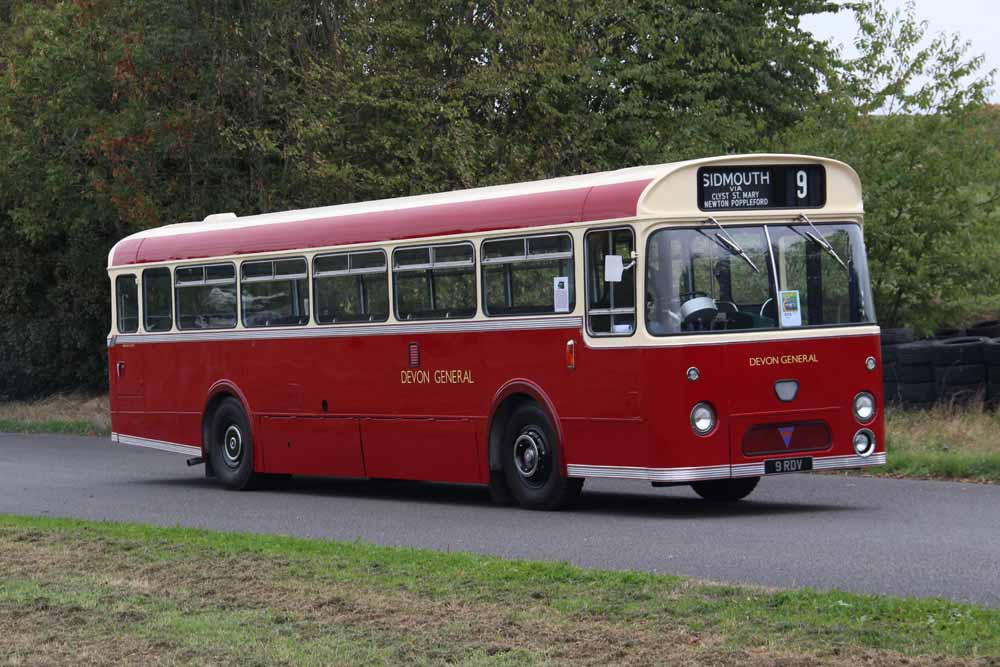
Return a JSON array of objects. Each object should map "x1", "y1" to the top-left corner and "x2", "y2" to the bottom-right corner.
[
  {"x1": 586, "y1": 228, "x2": 635, "y2": 335},
  {"x1": 241, "y1": 258, "x2": 309, "y2": 328},
  {"x1": 142, "y1": 267, "x2": 172, "y2": 332},
  {"x1": 175, "y1": 264, "x2": 237, "y2": 330},
  {"x1": 116, "y1": 274, "x2": 139, "y2": 333},
  {"x1": 314, "y1": 250, "x2": 389, "y2": 324},
  {"x1": 482, "y1": 234, "x2": 574, "y2": 316},
  {"x1": 393, "y1": 243, "x2": 476, "y2": 320}
]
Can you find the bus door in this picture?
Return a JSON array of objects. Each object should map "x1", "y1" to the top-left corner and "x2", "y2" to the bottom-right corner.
[
  {"x1": 565, "y1": 228, "x2": 643, "y2": 467},
  {"x1": 111, "y1": 274, "x2": 144, "y2": 401}
]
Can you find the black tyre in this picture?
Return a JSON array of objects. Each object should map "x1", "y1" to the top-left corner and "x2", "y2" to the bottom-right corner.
[
  {"x1": 984, "y1": 338, "x2": 1000, "y2": 367},
  {"x1": 967, "y1": 320, "x2": 1000, "y2": 339},
  {"x1": 899, "y1": 381, "x2": 936, "y2": 403},
  {"x1": 896, "y1": 341, "x2": 934, "y2": 365},
  {"x1": 209, "y1": 397, "x2": 258, "y2": 490},
  {"x1": 882, "y1": 362, "x2": 898, "y2": 382},
  {"x1": 933, "y1": 364, "x2": 985, "y2": 386},
  {"x1": 937, "y1": 383, "x2": 983, "y2": 406},
  {"x1": 883, "y1": 381, "x2": 900, "y2": 403},
  {"x1": 932, "y1": 337, "x2": 985, "y2": 366},
  {"x1": 934, "y1": 327, "x2": 964, "y2": 340},
  {"x1": 502, "y1": 404, "x2": 582, "y2": 510},
  {"x1": 880, "y1": 345, "x2": 899, "y2": 364},
  {"x1": 896, "y1": 363, "x2": 933, "y2": 383},
  {"x1": 691, "y1": 477, "x2": 760, "y2": 502},
  {"x1": 880, "y1": 327, "x2": 913, "y2": 345}
]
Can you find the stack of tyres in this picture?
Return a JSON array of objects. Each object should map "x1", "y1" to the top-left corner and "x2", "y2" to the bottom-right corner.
[
  {"x1": 894, "y1": 341, "x2": 936, "y2": 409},
  {"x1": 987, "y1": 338, "x2": 1000, "y2": 408},
  {"x1": 880, "y1": 327, "x2": 913, "y2": 406},
  {"x1": 932, "y1": 337, "x2": 987, "y2": 406},
  {"x1": 967, "y1": 320, "x2": 1000, "y2": 339}
]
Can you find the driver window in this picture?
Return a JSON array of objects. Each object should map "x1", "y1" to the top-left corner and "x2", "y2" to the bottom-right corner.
[
  {"x1": 586, "y1": 227, "x2": 635, "y2": 336},
  {"x1": 645, "y1": 227, "x2": 775, "y2": 335}
]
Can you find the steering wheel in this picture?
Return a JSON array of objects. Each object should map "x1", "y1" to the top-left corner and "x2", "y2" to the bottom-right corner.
[{"x1": 759, "y1": 297, "x2": 774, "y2": 317}]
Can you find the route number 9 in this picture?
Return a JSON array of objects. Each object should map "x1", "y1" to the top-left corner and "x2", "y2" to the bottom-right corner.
[{"x1": 796, "y1": 170, "x2": 808, "y2": 199}]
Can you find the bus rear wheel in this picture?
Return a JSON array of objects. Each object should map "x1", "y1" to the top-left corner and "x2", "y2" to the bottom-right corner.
[
  {"x1": 502, "y1": 404, "x2": 582, "y2": 510},
  {"x1": 691, "y1": 477, "x2": 759, "y2": 502},
  {"x1": 209, "y1": 397, "x2": 258, "y2": 490}
]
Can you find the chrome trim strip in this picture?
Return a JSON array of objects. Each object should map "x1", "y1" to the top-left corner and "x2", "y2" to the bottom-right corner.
[
  {"x1": 567, "y1": 452, "x2": 886, "y2": 482},
  {"x1": 113, "y1": 316, "x2": 584, "y2": 345},
  {"x1": 566, "y1": 463, "x2": 732, "y2": 482},
  {"x1": 112, "y1": 432, "x2": 200, "y2": 456},
  {"x1": 812, "y1": 452, "x2": 887, "y2": 470}
]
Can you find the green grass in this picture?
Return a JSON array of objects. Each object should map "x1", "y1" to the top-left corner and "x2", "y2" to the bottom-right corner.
[
  {"x1": 0, "y1": 418, "x2": 110, "y2": 437},
  {"x1": 0, "y1": 514, "x2": 996, "y2": 666},
  {"x1": 879, "y1": 404, "x2": 1000, "y2": 483}
]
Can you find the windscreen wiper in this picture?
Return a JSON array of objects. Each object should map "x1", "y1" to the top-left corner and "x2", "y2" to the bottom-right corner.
[
  {"x1": 797, "y1": 214, "x2": 848, "y2": 270},
  {"x1": 704, "y1": 217, "x2": 760, "y2": 274}
]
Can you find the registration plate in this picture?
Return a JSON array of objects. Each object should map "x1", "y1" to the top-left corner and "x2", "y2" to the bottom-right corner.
[{"x1": 764, "y1": 457, "x2": 813, "y2": 474}]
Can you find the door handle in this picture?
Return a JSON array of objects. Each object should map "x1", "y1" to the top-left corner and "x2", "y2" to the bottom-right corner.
[
  {"x1": 116, "y1": 361, "x2": 125, "y2": 378},
  {"x1": 565, "y1": 340, "x2": 576, "y2": 370}
]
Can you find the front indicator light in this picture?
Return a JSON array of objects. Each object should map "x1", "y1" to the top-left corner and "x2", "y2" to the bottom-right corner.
[
  {"x1": 853, "y1": 392, "x2": 876, "y2": 424},
  {"x1": 690, "y1": 402, "x2": 716, "y2": 436},
  {"x1": 853, "y1": 429, "x2": 876, "y2": 457}
]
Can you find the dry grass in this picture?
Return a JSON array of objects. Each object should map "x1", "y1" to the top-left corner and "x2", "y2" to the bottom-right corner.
[
  {"x1": 886, "y1": 402, "x2": 1000, "y2": 456},
  {"x1": 0, "y1": 393, "x2": 109, "y2": 435}
]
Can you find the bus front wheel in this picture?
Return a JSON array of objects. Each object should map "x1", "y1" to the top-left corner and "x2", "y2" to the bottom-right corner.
[
  {"x1": 502, "y1": 404, "x2": 582, "y2": 510},
  {"x1": 209, "y1": 397, "x2": 258, "y2": 490},
  {"x1": 690, "y1": 477, "x2": 759, "y2": 502}
]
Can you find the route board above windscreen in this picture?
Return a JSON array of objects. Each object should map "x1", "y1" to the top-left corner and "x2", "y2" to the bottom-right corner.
[{"x1": 698, "y1": 165, "x2": 826, "y2": 211}]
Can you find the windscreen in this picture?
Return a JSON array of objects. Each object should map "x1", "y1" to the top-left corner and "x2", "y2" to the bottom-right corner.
[
  {"x1": 645, "y1": 223, "x2": 875, "y2": 335},
  {"x1": 767, "y1": 223, "x2": 875, "y2": 327}
]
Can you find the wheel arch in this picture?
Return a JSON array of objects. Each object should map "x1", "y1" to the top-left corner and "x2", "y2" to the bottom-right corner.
[
  {"x1": 486, "y1": 379, "x2": 565, "y2": 475},
  {"x1": 201, "y1": 380, "x2": 253, "y2": 454}
]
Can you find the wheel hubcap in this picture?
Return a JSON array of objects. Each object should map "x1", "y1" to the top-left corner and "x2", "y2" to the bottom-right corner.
[
  {"x1": 513, "y1": 428, "x2": 549, "y2": 486},
  {"x1": 222, "y1": 425, "x2": 243, "y2": 468}
]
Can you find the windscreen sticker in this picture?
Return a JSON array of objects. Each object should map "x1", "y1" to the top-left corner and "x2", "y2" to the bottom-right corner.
[
  {"x1": 780, "y1": 290, "x2": 802, "y2": 327},
  {"x1": 553, "y1": 277, "x2": 570, "y2": 313}
]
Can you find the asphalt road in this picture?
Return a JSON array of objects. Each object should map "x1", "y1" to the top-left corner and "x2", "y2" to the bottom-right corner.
[{"x1": 2, "y1": 433, "x2": 998, "y2": 606}]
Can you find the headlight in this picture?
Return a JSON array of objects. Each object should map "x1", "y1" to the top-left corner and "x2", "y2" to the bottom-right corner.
[
  {"x1": 853, "y1": 392, "x2": 876, "y2": 424},
  {"x1": 853, "y1": 429, "x2": 875, "y2": 457},
  {"x1": 690, "y1": 402, "x2": 717, "y2": 436}
]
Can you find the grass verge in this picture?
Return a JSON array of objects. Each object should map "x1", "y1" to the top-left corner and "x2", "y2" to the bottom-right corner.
[
  {"x1": 0, "y1": 514, "x2": 997, "y2": 666},
  {"x1": 881, "y1": 403, "x2": 1000, "y2": 483},
  {"x1": 0, "y1": 393, "x2": 110, "y2": 437}
]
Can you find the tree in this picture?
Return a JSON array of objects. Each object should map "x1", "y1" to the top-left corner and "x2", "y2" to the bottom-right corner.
[
  {"x1": 0, "y1": 0, "x2": 850, "y2": 396},
  {"x1": 776, "y1": 0, "x2": 1000, "y2": 331}
]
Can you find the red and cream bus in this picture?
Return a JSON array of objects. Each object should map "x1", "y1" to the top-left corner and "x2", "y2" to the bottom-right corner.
[{"x1": 107, "y1": 154, "x2": 885, "y2": 509}]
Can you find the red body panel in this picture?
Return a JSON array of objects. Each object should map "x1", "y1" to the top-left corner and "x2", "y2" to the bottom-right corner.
[
  {"x1": 111, "y1": 181, "x2": 652, "y2": 267},
  {"x1": 109, "y1": 328, "x2": 884, "y2": 480}
]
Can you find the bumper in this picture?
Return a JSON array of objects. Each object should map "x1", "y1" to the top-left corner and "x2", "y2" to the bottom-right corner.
[{"x1": 566, "y1": 451, "x2": 886, "y2": 482}]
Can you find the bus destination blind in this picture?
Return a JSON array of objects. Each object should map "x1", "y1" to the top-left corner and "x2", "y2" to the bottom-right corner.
[{"x1": 698, "y1": 165, "x2": 826, "y2": 211}]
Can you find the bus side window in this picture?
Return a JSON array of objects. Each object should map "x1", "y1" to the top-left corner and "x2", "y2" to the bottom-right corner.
[
  {"x1": 393, "y1": 243, "x2": 476, "y2": 320},
  {"x1": 314, "y1": 250, "x2": 389, "y2": 324},
  {"x1": 241, "y1": 258, "x2": 309, "y2": 328},
  {"x1": 175, "y1": 264, "x2": 238, "y2": 330},
  {"x1": 482, "y1": 233, "x2": 574, "y2": 316},
  {"x1": 585, "y1": 228, "x2": 635, "y2": 335},
  {"x1": 142, "y1": 267, "x2": 172, "y2": 332},
  {"x1": 116, "y1": 274, "x2": 139, "y2": 334}
]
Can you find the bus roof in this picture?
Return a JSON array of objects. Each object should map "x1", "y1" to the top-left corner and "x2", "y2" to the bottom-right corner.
[{"x1": 108, "y1": 154, "x2": 861, "y2": 268}]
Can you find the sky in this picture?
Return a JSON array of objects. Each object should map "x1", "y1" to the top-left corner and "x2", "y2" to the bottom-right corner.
[{"x1": 801, "y1": 0, "x2": 999, "y2": 103}]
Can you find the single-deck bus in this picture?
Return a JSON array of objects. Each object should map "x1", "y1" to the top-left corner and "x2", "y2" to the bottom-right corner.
[{"x1": 107, "y1": 154, "x2": 885, "y2": 509}]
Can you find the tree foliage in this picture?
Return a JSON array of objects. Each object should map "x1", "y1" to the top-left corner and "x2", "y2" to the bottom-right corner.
[
  {"x1": 775, "y1": 0, "x2": 1000, "y2": 331},
  {"x1": 0, "y1": 0, "x2": 995, "y2": 396}
]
